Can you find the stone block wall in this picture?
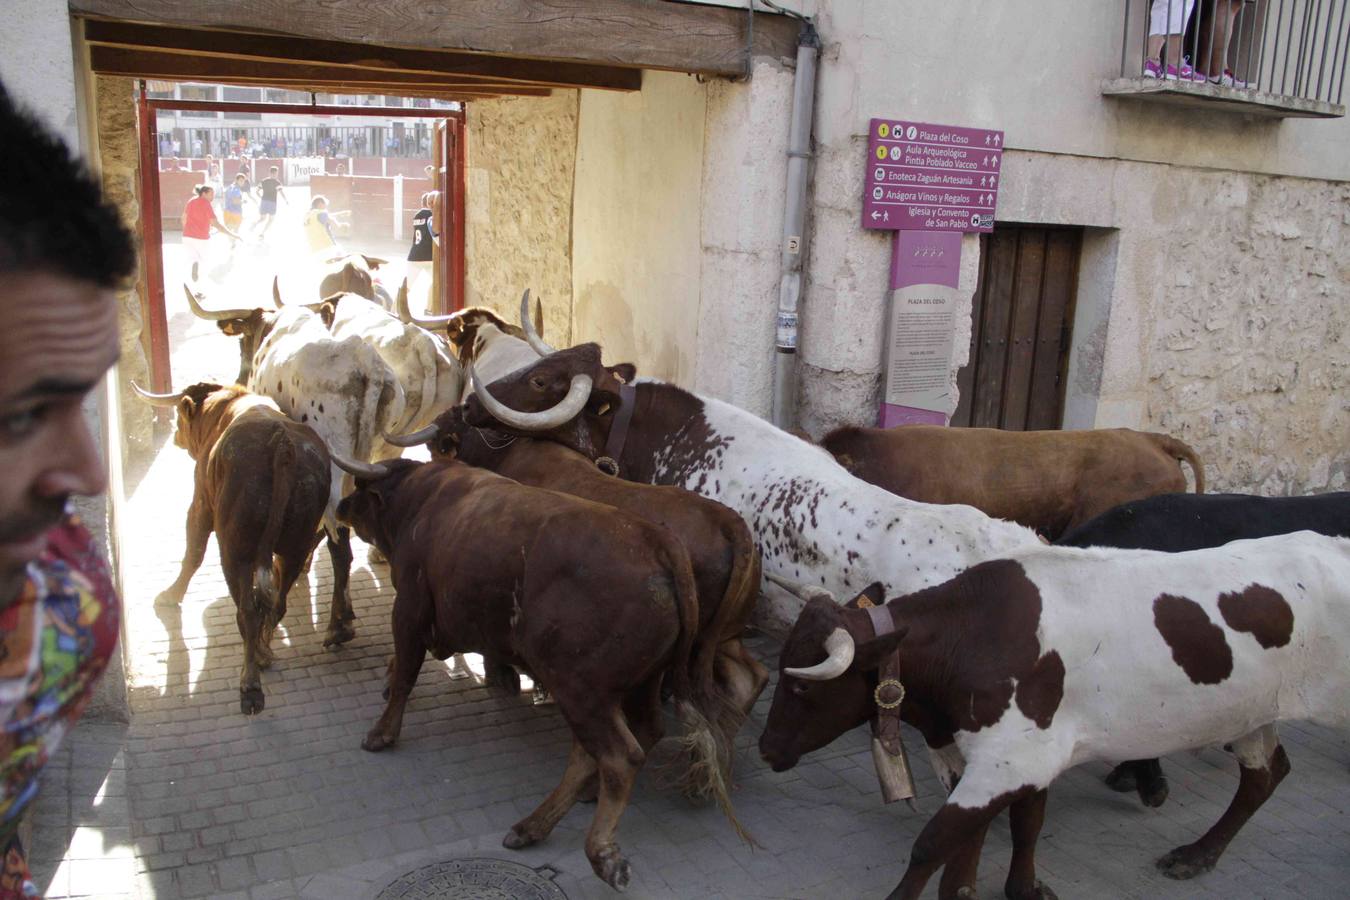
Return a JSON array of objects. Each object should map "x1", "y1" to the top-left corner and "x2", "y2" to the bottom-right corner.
[
  {"x1": 464, "y1": 91, "x2": 579, "y2": 345},
  {"x1": 1135, "y1": 171, "x2": 1349, "y2": 494}
]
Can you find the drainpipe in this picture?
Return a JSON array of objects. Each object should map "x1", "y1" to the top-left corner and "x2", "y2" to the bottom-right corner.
[{"x1": 772, "y1": 21, "x2": 820, "y2": 430}]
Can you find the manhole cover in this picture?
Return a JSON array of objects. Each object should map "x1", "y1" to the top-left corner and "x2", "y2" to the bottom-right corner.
[{"x1": 375, "y1": 858, "x2": 568, "y2": 899}]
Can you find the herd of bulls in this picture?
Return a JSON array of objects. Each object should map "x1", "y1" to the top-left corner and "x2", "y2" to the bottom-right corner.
[{"x1": 136, "y1": 264, "x2": 1349, "y2": 898}]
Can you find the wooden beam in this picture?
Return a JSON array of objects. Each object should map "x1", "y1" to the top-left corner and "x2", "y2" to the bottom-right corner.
[
  {"x1": 83, "y1": 20, "x2": 642, "y2": 91},
  {"x1": 71, "y1": 0, "x2": 803, "y2": 76},
  {"x1": 153, "y1": 79, "x2": 544, "y2": 101},
  {"x1": 89, "y1": 46, "x2": 552, "y2": 96}
]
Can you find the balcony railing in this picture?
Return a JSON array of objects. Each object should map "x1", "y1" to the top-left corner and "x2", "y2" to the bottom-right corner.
[{"x1": 1107, "y1": 0, "x2": 1348, "y2": 117}]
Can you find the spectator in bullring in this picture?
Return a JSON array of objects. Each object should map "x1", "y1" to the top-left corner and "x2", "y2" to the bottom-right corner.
[
  {"x1": 1143, "y1": 0, "x2": 1206, "y2": 81},
  {"x1": 0, "y1": 81, "x2": 131, "y2": 899}
]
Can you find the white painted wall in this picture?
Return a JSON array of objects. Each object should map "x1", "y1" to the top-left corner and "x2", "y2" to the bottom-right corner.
[{"x1": 572, "y1": 71, "x2": 709, "y2": 385}]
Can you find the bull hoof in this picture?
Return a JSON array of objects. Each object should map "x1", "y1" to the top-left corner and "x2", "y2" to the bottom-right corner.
[
  {"x1": 1140, "y1": 776, "x2": 1170, "y2": 809},
  {"x1": 1104, "y1": 763, "x2": 1137, "y2": 793},
  {"x1": 1156, "y1": 846, "x2": 1216, "y2": 880},
  {"x1": 323, "y1": 622, "x2": 357, "y2": 648},
  {"x1": 1006, "y1": 880, "x2": 1058, "y2": 900},
  {"x1": 593, "y1": 847, "x2": 631, "y2": 892},
  {"x1": 502, "y1": 826, "x2": 539, "y2": 850},
  {"x1": 361, "y1": 731, "x2": 396, "y2": 752},
  {"x1": 240, "y1": 688, "x2": 265, "y2": 715}
]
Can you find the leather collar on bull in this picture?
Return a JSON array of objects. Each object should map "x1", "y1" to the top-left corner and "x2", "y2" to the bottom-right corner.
[
  {"x1": 596, "y1": 383, "x2": 637, "y2": 477},
  {"x1": 850, "y1": 589, "x2": 917, "y2": 808}
]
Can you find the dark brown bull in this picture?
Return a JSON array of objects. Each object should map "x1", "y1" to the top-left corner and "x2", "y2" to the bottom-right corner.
[
  {"x1": 134, "y1": 382, "x2": 330, "y2": 714},
  {"x1": 388, "y1": 409, "x2": 769, "y2": 758},
  {"x1": 820, "y1": 424, "x2": 1206, "y2": 539},
  {"x1": 334, "y1": 455, "x2": 748, "y2": 890}
]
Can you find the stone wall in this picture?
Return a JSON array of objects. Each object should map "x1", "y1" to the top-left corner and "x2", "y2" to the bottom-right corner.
[
  {"x1": 94, "y1": 75, "x2": 155, "y2": 459},
  {"x1": 1132, "y1": 170, "x2": 1349, "y2": 494},
  {"x1": 464, "y1": 92, "x2": 579, "y2": 345}
]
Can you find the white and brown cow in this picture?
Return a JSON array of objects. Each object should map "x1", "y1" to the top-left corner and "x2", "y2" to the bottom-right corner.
[{"x1": 758, "y1": 532, "x2": 1350, "y2": 899}]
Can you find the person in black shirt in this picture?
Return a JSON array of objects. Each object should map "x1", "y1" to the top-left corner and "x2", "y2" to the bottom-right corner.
[
  {"x1": 252, "y1": 165, "x2": 287, "y2": 240},
  {"x1": 407, "y1": 191, "x2": 438, "y2": 302}
]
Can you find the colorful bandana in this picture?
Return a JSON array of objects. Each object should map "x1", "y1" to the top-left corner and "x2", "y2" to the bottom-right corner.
[{"x1": 0, "y1": 514, "x2": 121, "y2": 899}]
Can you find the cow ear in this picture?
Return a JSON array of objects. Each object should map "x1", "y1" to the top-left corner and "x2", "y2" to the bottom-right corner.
[
  {"x1": 850, "y1": 626, "x2": 909, "y2": 672},
  {"x1": 607, "y1": 363, "x2": 637, "y2": 385},
  {"x1": 362, "y1": 255, "x2": 387, "y2": 270},
  {"x1": 319, "y1": 301, "x2": 338, "y2": 328},
  {"x1": 176, "y1": 395, "x2": 199, "y2": 420}
]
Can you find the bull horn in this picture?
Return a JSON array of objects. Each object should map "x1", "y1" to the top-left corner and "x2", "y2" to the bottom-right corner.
[
  {"x1": 184, "y1": 284, "x2": 251, "y2": 321},
  {"x1": 383, "y1": 424, "x2": 439, "y2": 447},
  {"x1": 329, "y1": 449, "x2": 393, "y2": 480},
  {"x1": 469, "y1": 362, "x2": 591, "y2": 431},
  {"x1": 519, "y1": 289, "x2": 556, "y2": 356},
  {"x1": 396, "y1": 284, "x2": 461, "y2": 329},
  {"x1": 130, "y1": 381, "x2": 186, "y2": 406},
  {"x1": 784, "y1": 628, "x2": 856, "y2": 682},
  {"x1": 273, "y1": 276, "x2": 284, "y2": 307}
]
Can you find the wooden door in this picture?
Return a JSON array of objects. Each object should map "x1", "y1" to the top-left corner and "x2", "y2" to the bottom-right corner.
[
  {"x1": 952, "y1": 226, "x2": 1082, "y2": 430},
  {"x1": 432, "y1": 115, "x2": 466, "y2": 314}
]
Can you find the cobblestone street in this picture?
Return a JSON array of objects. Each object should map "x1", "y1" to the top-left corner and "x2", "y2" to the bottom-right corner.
[{"x1": 25, "y1": 448, "x2": 1350, "y2": 899}]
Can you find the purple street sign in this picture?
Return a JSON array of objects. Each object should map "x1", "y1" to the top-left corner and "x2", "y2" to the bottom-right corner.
[{"x1": 863, "y1": 118, "x2": 1004, "y2": 232}]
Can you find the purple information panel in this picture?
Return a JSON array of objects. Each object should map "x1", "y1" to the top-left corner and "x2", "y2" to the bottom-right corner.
[{"x1": 863, "y1": 118, "x2": 1003, "y2": 232}]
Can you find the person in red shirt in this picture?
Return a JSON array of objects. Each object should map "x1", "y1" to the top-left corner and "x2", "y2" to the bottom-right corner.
[
  {"x1": 0, "y1": 81, "x2": 131, "y2": 899},
  {"x1": 180, "y1": 184, "x2": 239, "y2": 283}
]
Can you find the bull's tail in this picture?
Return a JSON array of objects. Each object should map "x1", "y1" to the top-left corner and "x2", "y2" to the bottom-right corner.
[
  {"x1": 253, "y1": 433, "x2": 296, "y2": 621},
  {"x1": 690, "y1": 522, "x2": 761, "y2": 747},
  {"x1": 1151, "y1": 433, "x2": 1206, "y2": 494},
  {"x1": 658, "y1": 538, "x2": 756, "y2": 848}
]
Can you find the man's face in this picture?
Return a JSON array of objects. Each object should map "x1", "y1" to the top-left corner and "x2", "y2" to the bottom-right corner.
[{"x1": 0, "y1": 272, "x2": 118, "y2": 578}]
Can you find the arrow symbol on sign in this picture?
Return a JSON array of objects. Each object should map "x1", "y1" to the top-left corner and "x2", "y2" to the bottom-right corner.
[
  {"x1": 994, "y1": 134, "x2": 1002, "y2": 146},
  {"x1": 871, "y1": 210, "x2": 881, "y2": 221},
  {"x1": 992, "y1": 156, "x2": 999, "y2": 168},
  {"x1": 990, "y1": 175, "x2": 997, "y2": 186}
]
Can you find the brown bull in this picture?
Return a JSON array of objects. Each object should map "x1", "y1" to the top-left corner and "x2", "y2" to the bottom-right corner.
[
  {"x1": 389, "y1": 408, "x2": 769, "y2": 759},
  {"x1": 135, "y1": 382, "x2": 330, "y2": 714},
  {"x1": 334, "y1": 455, "x2": 748, "y2": 890},
  {"x1": 820, "y1": 424, "x2": 1206, "y2": 539}
]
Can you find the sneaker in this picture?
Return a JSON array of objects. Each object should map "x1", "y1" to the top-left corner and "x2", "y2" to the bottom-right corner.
[{"x1": 1143, "y1": 58, "x2": 1206, "y2": 82}]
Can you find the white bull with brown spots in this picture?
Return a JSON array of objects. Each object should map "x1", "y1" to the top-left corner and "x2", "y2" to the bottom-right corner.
[
  {"x1": 757, "y1": 531, "x2": 1350, "y2": 900},
  {"x1": 460, "y1": 327, "x2": 1046, "y2": 633}
]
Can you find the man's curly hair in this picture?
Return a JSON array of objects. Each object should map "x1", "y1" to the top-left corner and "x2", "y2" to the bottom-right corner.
[{"x1": 0, "y1": 81, "x2": 136, "y2": 288}]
